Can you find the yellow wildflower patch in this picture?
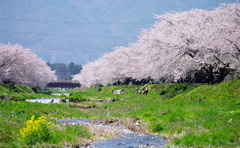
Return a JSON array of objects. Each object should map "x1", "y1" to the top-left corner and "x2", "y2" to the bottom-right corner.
[{"x1": 20, "y1": 115, "x2": 52, "y2": 138}]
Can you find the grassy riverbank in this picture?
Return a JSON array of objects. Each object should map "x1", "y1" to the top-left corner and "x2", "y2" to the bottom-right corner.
[
  {"x1": 0, "y1": 84, "x2": 92, "y2": 147},
  {"x1": 78, "y1": 80, "x2": 240, "y2": 147},
  {"x1": 0, "y1": 100, "x2": 92, "y2": 147},
  {"x1": 0, "y1": 84, "x2": 55, "y2": 101},
  {"x1": 0, "y1": 80, "x2": 239, "y2": 147}
]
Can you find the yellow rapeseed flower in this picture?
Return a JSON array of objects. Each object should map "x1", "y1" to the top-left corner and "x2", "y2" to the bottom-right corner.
[
  {"x1": 31, "y1": 115, "x2": 35, "y2": 121},
  {"x1": 20, "y1": 115, "x2": 51, "y2": 138}
]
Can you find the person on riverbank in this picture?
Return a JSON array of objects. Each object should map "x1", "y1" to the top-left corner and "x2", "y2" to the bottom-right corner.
[
  {"x1": 143, "y1": 88, "x2": 148, "y2": 95},
  {"x1": 135, "y1": 88, "x2": 139, "y2": 94},
  {"x1": 137, "y1": 87, "x2": 148, "y2": 95}
]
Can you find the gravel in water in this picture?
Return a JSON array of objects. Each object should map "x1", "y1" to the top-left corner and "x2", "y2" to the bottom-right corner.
[{"x1": 59, "y1": 119, "x2": 168, "y2": 148}]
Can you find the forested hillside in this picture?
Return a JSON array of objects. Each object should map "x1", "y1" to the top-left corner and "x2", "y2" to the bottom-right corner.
[
  {"x1": 48, "y1": 62, "x2": 82, "y2": 80},
  {"x1": 74, "y1": 3, "x2": 240, "y2": 87}
]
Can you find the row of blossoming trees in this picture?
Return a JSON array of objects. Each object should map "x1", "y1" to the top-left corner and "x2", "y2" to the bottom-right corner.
[
  {"x1": 0, "y1": 44, "x2": 56, "y2": 89},
  {"x1": 74, "y1": 3, "x2": 240, "y2": 87}
]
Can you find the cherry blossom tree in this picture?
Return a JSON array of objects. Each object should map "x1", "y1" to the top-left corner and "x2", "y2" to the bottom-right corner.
[
  {"x1": 152, "y1": 3, "x2": 240, "y2": 83},
  {"x1": 74, "y1": 3, "x2": 240, "y2": 87},
  {"x1": 0, "y1": 44, "x2": 56, "y2": 88}
]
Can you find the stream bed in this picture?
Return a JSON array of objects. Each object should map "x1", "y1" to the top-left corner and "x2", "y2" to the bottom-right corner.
[{"x1": 59, "y1": 118, "x2": 168, "y2": 148}]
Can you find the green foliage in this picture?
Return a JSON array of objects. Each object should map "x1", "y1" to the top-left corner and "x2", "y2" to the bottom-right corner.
[
  {"x1": 14, "y1": 85, "x2": 35, "y2": 93},
  {"x1": 69, "y1": 93, "x2": 87, "y2": 102},
  {"x1": 47, "y1": 62, "x2": 82, "y2": 80},
  {"x1": 59, "y1": 94, "x2": 67, "y2": 99},
  {"x1": 0, "y1": 84, "x2": 57, "y2": 101},
  {"x1": 172, "y1": 79, "x2": 240, "y2": 102},
  {"x1": 0, "y1": 84, "x2": 35, "y2": 94},
  {"x1": 36, "y1": 89, "x2": 53, "y2": 95},
  {"x1": 76, "y1": 80, "x2": 240, "y2": 147},
  {"x1": 0, "y1": 80, "x2": 239, "y2": 147},
  {"x1": 0, "y1": 100, "x2": 90, "y2": 147},
  {"x1": 18, "y1": 115, "x2": 91, "y2": 146},
  {"x1": 174, "y1": 130, "x2": 239, "y2": 147},
  {"x1": 151, "y1": 122, "x2": 164, "y2": 132},
  {"x1": 0, "y1": 117, "x2": 19, "y2": 145},
  {"x1": 20, "y1": 115, "x2": 52, "y2": 145},
  {"x1": 51, "y1": 124, "x2": 91, "y2": 145}
]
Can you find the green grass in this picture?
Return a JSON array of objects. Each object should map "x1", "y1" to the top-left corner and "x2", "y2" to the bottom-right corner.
[
  {"x1": 0, "y1": 100, "x2": 91, "y2": 147},
  {"x1": 0, "y1": 80, "x2": 239, "y2": 147},
  {"x1": 0, "y1": 84, "x2": 57, "y2": 101},
  {"x1": 78, "y1": 80, "x2": 240, "y2": 147},
  {"x1": 0, "y1": 84, "x2": 35, "y2": 93}
]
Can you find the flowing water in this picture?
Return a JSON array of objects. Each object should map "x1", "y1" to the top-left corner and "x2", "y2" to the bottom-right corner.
[
  {"x1": 25, "y1": 98, "x2": 61, "y2": 104},
  {"x1": 59, "y1": 119, "x2": 168, "y2": 148}
]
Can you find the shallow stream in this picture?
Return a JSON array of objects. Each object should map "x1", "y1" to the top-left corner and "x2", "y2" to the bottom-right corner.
[{"x1": 59, "y1": 118, "x2": 168, "y2": 148}]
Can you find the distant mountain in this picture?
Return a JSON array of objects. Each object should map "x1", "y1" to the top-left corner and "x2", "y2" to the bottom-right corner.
[{"x1": 0, "y1": 0, "x2": 237, "y2": 64}]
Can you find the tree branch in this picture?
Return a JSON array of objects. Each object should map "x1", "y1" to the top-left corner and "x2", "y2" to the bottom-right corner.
[
  {"x1": 236, "y1": 7, "x2": 240, "y2": 17},
  {"x1": 213, "y1": 55, "x2": 229, "y2": 67},
  {"x1": 120, "y1": 51, "x2": 130, "y2": 57},
  {"x1": 0, "y1": 63, "x2": 5, "y2": 68},
  {"x1": 224, "y1": 38, "x2": 240, "y2": 53},
  {"x1": 160, "y1": 18, "x2": 174, "y2": 26}
]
